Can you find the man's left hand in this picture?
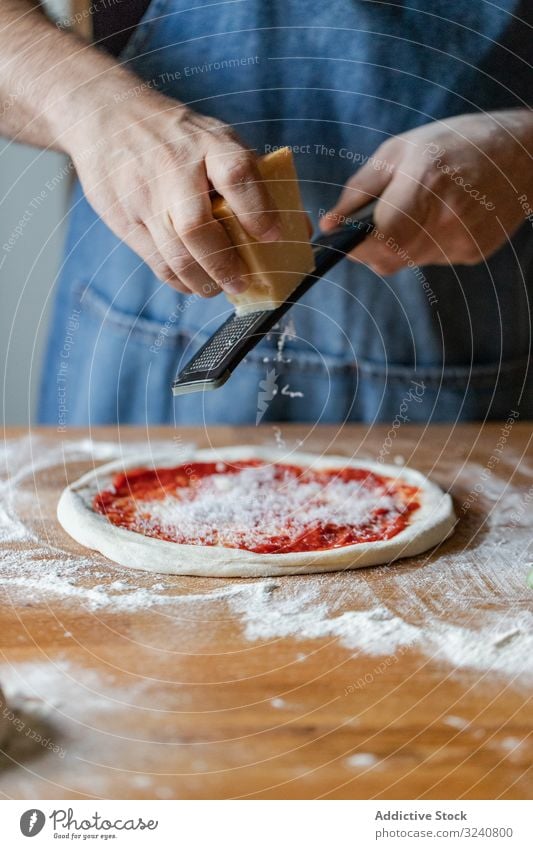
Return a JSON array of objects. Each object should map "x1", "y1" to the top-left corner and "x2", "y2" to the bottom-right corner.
[{"x1": 321, "y1": 110, "x2": 533, "y2": 274}]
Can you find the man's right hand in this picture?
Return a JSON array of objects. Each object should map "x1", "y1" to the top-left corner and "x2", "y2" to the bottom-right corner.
[{"x1": 63, "y1": 87, "x2": 281, "y2": 297}]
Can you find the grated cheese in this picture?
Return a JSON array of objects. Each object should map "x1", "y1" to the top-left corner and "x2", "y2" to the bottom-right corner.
[{"x1": 132, "y1": 464, "x2": 401, "y2": 550}]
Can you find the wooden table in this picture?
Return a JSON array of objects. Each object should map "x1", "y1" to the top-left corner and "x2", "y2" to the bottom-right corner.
[{"x1": 0, "y1": 424, "x2": 531, "y2": 800}]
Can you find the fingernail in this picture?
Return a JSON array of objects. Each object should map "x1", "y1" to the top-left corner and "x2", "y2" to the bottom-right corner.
[
  {"x1": 258, "y1": 222, "x2": 283, "y2": 242},
  {"x1": 223, "y1": 277, "x2": 248, "y2": 294}
]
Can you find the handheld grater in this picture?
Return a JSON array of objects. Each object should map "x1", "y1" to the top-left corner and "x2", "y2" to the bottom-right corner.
[{"x1": 171, "y1": 200, "x2": 377, "y2": 396}]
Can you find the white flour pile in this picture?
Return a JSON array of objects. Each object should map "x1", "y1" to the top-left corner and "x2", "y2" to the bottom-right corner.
[
  {"x1": 225, "y1": 579, "x2": 533, "y2": 683},
  {"x1": 1, "y1": 434, "x2": 532, "y2": 687}
]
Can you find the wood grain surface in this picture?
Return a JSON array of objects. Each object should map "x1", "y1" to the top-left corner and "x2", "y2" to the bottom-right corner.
[{"x1": 0, "y1": 423, "x2": 531, "y2": 800}]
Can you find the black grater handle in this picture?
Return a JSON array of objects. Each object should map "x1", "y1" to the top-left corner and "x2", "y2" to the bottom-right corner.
[
  {"x1": 171, "y1": 199, "x2": 377, "y2": 396},
  {"x1": 311, "y1": 199, "x2": 377, "y2": 264}
]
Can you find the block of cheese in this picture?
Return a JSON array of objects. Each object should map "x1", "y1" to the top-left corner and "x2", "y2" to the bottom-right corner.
[{"x1": 212, "y1": 147, "x2": 315, "y2": 314}]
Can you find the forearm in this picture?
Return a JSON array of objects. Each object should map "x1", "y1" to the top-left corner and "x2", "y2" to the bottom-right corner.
[{"x1": 0, "y1": 0, "x2": 159, "y2": 153}]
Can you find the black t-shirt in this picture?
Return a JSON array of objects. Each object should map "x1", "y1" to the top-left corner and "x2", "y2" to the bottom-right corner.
[{"x1": 92, "y1": 0, "x2": 151, "y2": 55}]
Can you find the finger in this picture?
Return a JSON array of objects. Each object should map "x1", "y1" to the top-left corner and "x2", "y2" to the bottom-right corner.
[
  {"x1": 320, "y1": 156, "x2": 393, "y2": 231},
  {"x1": 168, "y1": 178, "x2": 250, "y2": 295},
  {"x1": 148, "y1": 220, "x2": 222, "y2": 297},
  {"x1": 347, "y1": 224, "x2": 442, "y2": 274},
  {"x1": 121, "y1": 222, "x2": 190, "y2": 292},
  {"x1": 373, "y1": 170, "x2": 432, "y2": 248},
  {"x1": 206, "y1": 145, "x2": 282, "y2": 241},
  {"x1": 347, "y1": 234, "x2": 437, "y2": 275},
  {"x1": 347, "y1": 238, "x2": 405, "y2": 275},
  {"x1": 348, "y1": 172, "x2": 433, "y2": 272}
]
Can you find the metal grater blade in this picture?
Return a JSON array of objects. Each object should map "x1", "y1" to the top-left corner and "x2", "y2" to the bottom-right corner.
[
  {"x1": 171, "y1": 203, "x2": 376, "y2": 396},
  {"x1": 179, "y1": 312, "x2": 264, "y2": 376},
  {"x1": 172, "y1": 307, "x2": 279, "y2": 395}
]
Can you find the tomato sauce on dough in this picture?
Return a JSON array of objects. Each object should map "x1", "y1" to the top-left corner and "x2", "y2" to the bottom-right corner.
[{"x1": 93, "y1": 460, "x2": 420, "y2": 554}]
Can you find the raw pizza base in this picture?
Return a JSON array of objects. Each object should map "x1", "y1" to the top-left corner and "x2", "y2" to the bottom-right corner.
[{"x1": 57, "y1": 446, "x2": 455, "y2": 578}]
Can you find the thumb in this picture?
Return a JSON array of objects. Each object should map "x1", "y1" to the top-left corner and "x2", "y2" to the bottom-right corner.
[{"x1": 320, "y1": 156, "x2": 393, "y2": 231}]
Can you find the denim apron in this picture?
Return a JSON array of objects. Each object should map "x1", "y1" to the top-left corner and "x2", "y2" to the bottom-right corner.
[{"x1": 39, "y1": 0, "x2": 533, "y2": 425}]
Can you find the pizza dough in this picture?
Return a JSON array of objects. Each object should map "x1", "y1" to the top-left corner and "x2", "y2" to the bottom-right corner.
[{"x1": 57, "y1": 447, "x2": 455, "y2": 577}]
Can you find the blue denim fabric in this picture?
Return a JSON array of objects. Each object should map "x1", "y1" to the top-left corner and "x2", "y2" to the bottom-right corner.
[{"x1": 39, "y1": 0, "x2": 533, "y2": 425}]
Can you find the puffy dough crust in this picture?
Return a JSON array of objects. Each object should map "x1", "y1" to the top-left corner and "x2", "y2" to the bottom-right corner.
[{"x1": 57, "y1": 446, "x2": 456, "y2": 578}]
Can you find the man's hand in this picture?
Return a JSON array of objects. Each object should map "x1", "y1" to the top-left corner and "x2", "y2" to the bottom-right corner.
[
  {"x1": 0, "y1": 1, "x2": 280, "y2": 297},
  {"x1": 64, "y1": 88, "x2": 281, "y2": 296},
  {"x1": 321, "y1": 111, "x2": 533, "y2": 274}
]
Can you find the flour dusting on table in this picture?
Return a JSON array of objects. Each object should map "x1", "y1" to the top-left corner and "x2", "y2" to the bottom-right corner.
[{"x1": 1, "y1": 434, "x2": 532, "y2": 687}]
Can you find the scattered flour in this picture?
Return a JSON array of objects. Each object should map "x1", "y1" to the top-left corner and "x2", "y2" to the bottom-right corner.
[
  {"x1": 0, "y1": 498, "x2": 36, "y2": 543},
  {"x1": 443, "y1": 715, "x2": 469, "y2": 730},
  {"x1": 0, "y1": 435, "x2": 199, "y2": 611},
  {"x1": 130, "y1": 775, "x2": 152, "y2": 789},
  {"x1": 221, "y1": 581, "x2": 533, "y2": 684},
  {"x1": 484, "y1": 736, "x2": 526, "y2": 761},
  {"x1": 132, "y1": 463, "x2": 401, "y2": 551},
  {"x1": 345, "y1": 753, "x2": 379, "y2": 768},
  {"x1": 0, "y1": 435, "x2": 532, "y2": 688},
  {"x1": 0, "y1": 657, "x2": 152, "y2": 718},
  {"x1": 501, "y1": 736, "x2": 522, "y2": 748},
  {"x1": 227, "y1": 582, "x2": 420, "y2": 654}
]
